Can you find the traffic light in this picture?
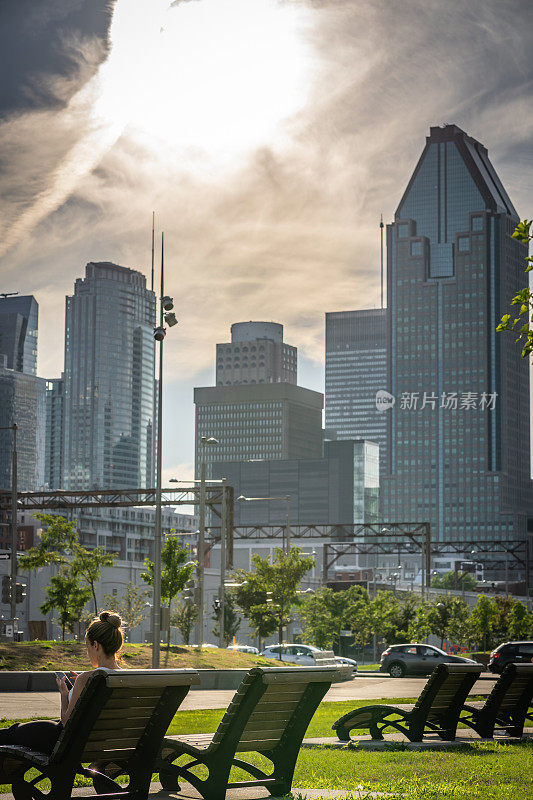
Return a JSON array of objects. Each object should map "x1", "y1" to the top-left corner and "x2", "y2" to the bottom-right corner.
[
  {"x1": 15, "y1": 583, "x2": 26, "y2": 604},
  {"x1": 213, "y1": 598, "x2": 221, "y2": 615},
  {"x1": 182, "y1": 578, "x2": 197, "y2": 603},
  {"x1": 2, "y1": 576, "x2": 11, "y2": 605}
]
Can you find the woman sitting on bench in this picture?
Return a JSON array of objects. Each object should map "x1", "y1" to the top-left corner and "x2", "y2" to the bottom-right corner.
[{"x1": 0, "y1": 611, "x2": 123, "y2": 755}]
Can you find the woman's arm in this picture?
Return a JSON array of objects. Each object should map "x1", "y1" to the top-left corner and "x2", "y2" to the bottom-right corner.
[{"x1": 58, "y1": 671, "x2": 90, "y2": 725}]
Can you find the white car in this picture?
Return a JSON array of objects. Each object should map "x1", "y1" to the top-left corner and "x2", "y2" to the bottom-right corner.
[
  {"x1": 226, "y1": 644, "x2": 259, "y2": 655},
  {"x1": 260, "y1": 644, "x2": 322, "y2": 664},
  {"x1": 334, "y1": 655, "x2": 358, "y2": 676}
]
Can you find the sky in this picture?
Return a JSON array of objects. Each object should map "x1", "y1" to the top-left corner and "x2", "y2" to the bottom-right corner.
[{"x1": 0, "y1": 0, "x2": 532, "y2": 483}]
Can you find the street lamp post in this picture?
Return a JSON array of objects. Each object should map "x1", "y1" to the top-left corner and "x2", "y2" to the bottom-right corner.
[
  {"x1": 151, "y1": 232, "x2": 178, "y2": 669},
  {"x1": 197, "y1": 435, "x2": 219, "y2": 646}
]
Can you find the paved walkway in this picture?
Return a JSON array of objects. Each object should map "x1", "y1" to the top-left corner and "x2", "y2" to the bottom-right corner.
[
  {"x1": 0, "y1": 675, "x2": 493, "y2": 719},
  {"x1": 0, "y1": 785, "x2": 389, "y2": 799}
]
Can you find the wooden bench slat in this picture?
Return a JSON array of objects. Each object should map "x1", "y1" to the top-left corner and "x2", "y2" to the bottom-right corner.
[
  {"x1": 98, "y1": 709, "x2": 158, "y2": 722},
  {"x1": 87, "y1": 730, "x2": 142, "y2": 749},
  {"x1": 101, "y1": 698, "x2": 160, "y2": 713},
  {"x1": 235, "y1": 738, "x2": 279, "y2": 752},
  {"x1": 92, "y1": 719, "x2": 146, "y2": 733},
  {"x1": 106, "y1": 688, "x2": 163, "y2": 699},
  {"x1": 81, "y1": 748, "x2": 137, "y2": 761}
]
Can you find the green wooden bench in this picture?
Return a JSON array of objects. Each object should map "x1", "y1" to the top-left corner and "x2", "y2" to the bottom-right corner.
[
  {"x1": 333, "y1": 662, "x2": 483, "y2": 742},
  {"x1": 460, "y1": 662, "x2": 533, "y2": 738},
  {"x1": 0, "y1": 667, "x2": 199, "y2": 800},
  {"x1": 156, "y1": 665, "x2": 338, "y2": 800}
]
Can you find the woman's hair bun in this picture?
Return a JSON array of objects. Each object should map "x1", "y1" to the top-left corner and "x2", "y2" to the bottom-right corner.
[{"x1": 99, "y1": 611, "x2": 122, "y2": 629}]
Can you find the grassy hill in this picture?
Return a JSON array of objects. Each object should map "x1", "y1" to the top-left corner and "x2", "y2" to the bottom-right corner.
[{"x1": 0, "y1": 641, "x2": 281, "y2": 671}]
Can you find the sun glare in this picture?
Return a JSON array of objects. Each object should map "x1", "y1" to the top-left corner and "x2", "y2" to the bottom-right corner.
[{"x1": 95, "y1": 0, "x2": 312, "y2": 166}]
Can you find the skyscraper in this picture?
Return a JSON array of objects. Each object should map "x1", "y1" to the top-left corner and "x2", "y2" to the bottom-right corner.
[
  {"x1": 0, "y1": 295, "x2": 38, "y2": 375},
  {"x1": 216, "y1": 321, "x2": 297, "y2": 386},
  {"x1": 0, "y1": 366, "x2": 46, "y2": 491},
  {"x1": 44, "y1": 376, "x2": 64, "y2": 490},
  {"x1": 194, "y1": 382, "x2": 323, "y2": 478},
  {"x1": 63, "y1": 262, "x2": 156, "y2": 490},
  {"x1": 383, "y1": 124, "x2": 532, "y2": 543},
  {"x1": 325, "y1": 309, "x2": 387, "y2": 474}
]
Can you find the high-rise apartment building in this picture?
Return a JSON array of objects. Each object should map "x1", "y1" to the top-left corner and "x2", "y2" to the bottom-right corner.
[
  {"x1": 216, "y1": 321, "x2": 297, "y2": 386},
  {"x1": 325, "y1": 309, "x2": 387, "y2": 475},
  {"x1": 44, "y1": 376, "x2": 64, "y2": 489},
  {"x1": 194, "y1": 383, "x2": 323, "y2": 478},
  {"x1": 0, "y1": 295, "x2": 38, "y2": 375},
  {"x1": 383, "y1": 124, "x2": 533, "y2": 543},
  {"x1": 0, "y1": 366, "x2": 46, "y2": 490},
  {"x1": 63, "y1": 262, "x2": 156, "y2": 490}
]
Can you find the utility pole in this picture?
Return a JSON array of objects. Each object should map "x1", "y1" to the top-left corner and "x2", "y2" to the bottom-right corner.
[
  {"x1": 10, "y1": 424, "x2": 17, "y2": 629},
  {"x1": 218, "y1": 479, "x2": 226, "y2": 649},
  {"x1": 380, "y1": 214, "x2": 384, "y2": 309}
]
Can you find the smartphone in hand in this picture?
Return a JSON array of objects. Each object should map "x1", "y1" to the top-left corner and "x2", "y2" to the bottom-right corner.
[{"x1": 55, "y1": 671, "x2": 73, "y2": 690}]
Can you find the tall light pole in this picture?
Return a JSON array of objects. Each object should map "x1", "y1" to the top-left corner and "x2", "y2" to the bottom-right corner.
[
  {"x1": 237, "y1": 495, "x2": 291, "y2": 553},
  {"x1": 151, "y1": 232, "x2": 178, "y2": 668},
  {"x1": 0, "y1": 424, "x2": 17, "y2": 635},
  {"x1": 197, "y1": 435, "x2": 219, "y2": 646}
]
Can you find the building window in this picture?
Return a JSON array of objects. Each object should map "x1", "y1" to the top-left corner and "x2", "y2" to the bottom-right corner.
[
  {"x1": 411, "y1": 241, "x2": 423, "y2": 256},
  {"x1": 457, "y1": 237, "x2": 470, "y2": 252},
  {"x1": 397, "y1": 223, "x2": 409, "y2": 238},
  {"x1": 471, "y1": 216, "x2": 483, "y2": 231}
]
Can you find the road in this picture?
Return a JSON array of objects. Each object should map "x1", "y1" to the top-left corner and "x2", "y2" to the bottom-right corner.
[{"x1": 0, "y1": 674, "x2": 494, "y2": 719}]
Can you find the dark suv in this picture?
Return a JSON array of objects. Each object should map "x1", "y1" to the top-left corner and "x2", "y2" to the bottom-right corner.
[
  {"x1": 380, "y1": 643, "x2": 478, "y2": 678},
  {"x1": 488, "y1": 641, "x2": 533, "y2": 674}
]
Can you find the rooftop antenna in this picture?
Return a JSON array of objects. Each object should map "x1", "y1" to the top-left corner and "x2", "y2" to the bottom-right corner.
[
  {"x1": 151, "y1": 211, "x2": 155, "y2": 292},
  {"x1": 380, "y1": 214, "x2": 384, "y2": 309},
  {"x1": 0, "y1": 292, "x2": 19, "y2": 300}
]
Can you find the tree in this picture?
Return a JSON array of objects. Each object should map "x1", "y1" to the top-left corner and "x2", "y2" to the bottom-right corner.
[
  {"x1": 40, "y1": 568, "x2": 92, "y2": 640},
  {"x1": 232, "y1": 547, "x2": 314, "y2": 653},
  {"x1": 19, "y1": 513, "x2": 117, "y2": 614},
  {"x1": 346, "y1": 589, "x2": 374, "y2": 661},
  {"x1": 300, "y1": 586, "x2": 367, "y2": 651},
  {"x1": 497, "y1": 220, "x2": 533, "y2": 358},
  {"x1": 102, "y1": 581, "x2": 151, "y2": 641},
  {"x1": 370, "y1": 591, "x2": 403, "y2": 645},
  {"x1": 508, "y1": 600, "x2": 531, "y2": 640},
  {"x1": 231, "y1": 572, "x2": 278, "y2": 651},
  {"x1": 142, "y1": 537, "x2": 195, "y2": 649},
  {"x1": 430, "y1": 570, "x2": 477, "y2": 591},
  {"x1": 171, "y1": 601, "x2": 198, "y2": 645},
  {"x1": 212, "y1": 593, "x2": 241, "y2": 646},
  {"x1": 470, "y1": 594, "x2": 497, "y2": 650},
  {"x1": 71, "y1": 546, "x2": 116, "y2": 615},
  {"x1": 491, "y1": 595, "x2": 514, "y2": 644}
]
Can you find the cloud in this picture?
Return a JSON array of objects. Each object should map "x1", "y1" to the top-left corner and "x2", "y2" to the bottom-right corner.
[{"x1": 0, "y1": 0, "x2": 531, "y2": 391}]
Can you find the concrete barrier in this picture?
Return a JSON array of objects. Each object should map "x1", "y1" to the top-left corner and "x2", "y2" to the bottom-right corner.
[{"x1": 0, "y1": 666, "x2": 347, "y2": 692}]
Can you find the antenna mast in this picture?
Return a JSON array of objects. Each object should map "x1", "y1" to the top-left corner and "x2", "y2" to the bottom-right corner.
[
  {"x1": 151, "y1": 211, "x2": 155, "y2": 292},
  {"x1": 380, "y1": 214, "x2": 384, "y2": 309}
]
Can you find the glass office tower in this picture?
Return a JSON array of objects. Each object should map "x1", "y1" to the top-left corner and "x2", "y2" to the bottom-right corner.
[
  {"x1": 63, "y1": 263, "x2": 155, "y2": 490},
  {"x1": 325, "y1": 309, "x2": 387, "y2": 476},
  {"x1": 0, "y1": 295, "x2": 38, "y2": 375},
  {"x1": 383, "y1": 124, "x2": 533, "y2": 543},
  {"x1": 0, "y1": 367, "x2": 46, "y2": 490}
]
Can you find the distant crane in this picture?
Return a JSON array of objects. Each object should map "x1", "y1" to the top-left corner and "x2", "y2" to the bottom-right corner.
[{"x1": 0, "y1": 292, "x2": 18, "y2": 299}]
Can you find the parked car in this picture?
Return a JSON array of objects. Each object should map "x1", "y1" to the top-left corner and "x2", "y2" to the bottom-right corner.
[
  {"x1": 260, "y1": 644, "x2": 323, "y2": 664},
  {"x1": 226, "y1": 644, "x2": 259, "y2": 655},
  {"x1": 488, "y1": 641, "x2": 533, "y2": 674},
  {"x1": 379, "y1": 643, "x2": 479, "y2": 677},
  {"x1": 334, "y1": 655, "x2": 358, "y2": 676}
]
